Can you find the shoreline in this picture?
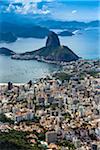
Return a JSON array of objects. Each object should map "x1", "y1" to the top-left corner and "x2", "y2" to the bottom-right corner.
[
  {"x1": 0, "y1": 59, "x2": 99, "y2": 85},
  {"x1": 0, "y1": 83, "x2": 25, "y2": 86},
  {"x1": 11, "y1": 55, "x2": 100, "y2": 66}
]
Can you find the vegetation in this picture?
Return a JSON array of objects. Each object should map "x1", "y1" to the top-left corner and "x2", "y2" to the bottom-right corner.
[
  {"x1": 30, "y1": 45, "x2": 79, "y2": 62},
  {"x1": 59, "y1": 140, "x2": 76, "y2": 150},
  {"x1": 55, "y1": 72, "x2": 71, "y2": 81},
  {"x1": 51, "y1": 104, "x2": 58, "y2": 110},
  {"x1": 34, "y1": 116, "x2": 40, "y2": 123},
  {"x1": 87, "y1": 71, "x2": 99, "y2": 78},
  {"x1": 0, "y1": 130, "x2": 45, "y2": 150},
  {"x1": 0, "y1": 130, "x2": 32, "y2": 150},
  {"x1": 79, "y1": 70, "x2": 99, "y2": 79},
  {"x1": 0, "y1": 113, "x2": 14, "y2": 124},
  {"x1": 79, "y1": 73, "x2": 85, "y2": 80},
  {"x1": 33, "y1": 126, "x2": 46, "y2": 141},
  {"x1": 63, "y1": 112, "x2": 72, "y2": 120},
  {"x1": 0, "y1": 32, "x2": 17, "y2": 43}
]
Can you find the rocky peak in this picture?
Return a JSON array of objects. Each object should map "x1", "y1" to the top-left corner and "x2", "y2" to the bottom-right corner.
[{"x1": 46, "y1": 31, "x2": 60, "y2": 48}]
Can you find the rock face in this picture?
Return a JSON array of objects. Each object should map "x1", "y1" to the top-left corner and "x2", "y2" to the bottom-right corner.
[
  {"x1": 46, "y1": 31, "x2": 60, "y2": 48},
  {"x1": 0, "y1": 47, "x2": 15, "y2": 56}
]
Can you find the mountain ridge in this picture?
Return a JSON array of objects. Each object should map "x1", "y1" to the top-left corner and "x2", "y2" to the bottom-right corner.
[
  {"x1": 0, "y1": 21, "x2": 50, "y2": 39},
  {"x1": 0, "y1": 32, "x2": 17, "y2": 43}
]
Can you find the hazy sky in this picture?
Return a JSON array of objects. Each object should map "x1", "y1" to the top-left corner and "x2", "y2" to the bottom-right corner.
[
  {"x1": 50, "y1": 1, "x2": 99, "y2": 21},
  {"x1": 0, "y1": 0, "x2": 99, "y2": 21}
]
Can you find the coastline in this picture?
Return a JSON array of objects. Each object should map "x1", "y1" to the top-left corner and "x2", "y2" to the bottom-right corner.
[
  {"x1": 0, "y1": 83, "x2": 25, "y2": 86},
  {"x1": 0, "y1": 58, "x2": 99, "y2": 85},
  {"x1": 36, "y1": 57, "x2": 100, "y2": 67}
]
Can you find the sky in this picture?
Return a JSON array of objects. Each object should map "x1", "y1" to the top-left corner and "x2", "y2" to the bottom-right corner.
[{"x1": 0, "y1": 0, "x2": 99, "y2": 21}]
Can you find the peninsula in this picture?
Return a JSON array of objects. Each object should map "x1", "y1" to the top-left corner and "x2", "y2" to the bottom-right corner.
[{"x1": 0, "y1": 47, "x2": 15, "y2": 56}]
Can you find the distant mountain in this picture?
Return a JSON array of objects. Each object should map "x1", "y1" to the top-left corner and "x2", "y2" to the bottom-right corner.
[
  {"x1": 0, "y1": 21, "x2": 49, "y2": 39},
  {"x1": 0, "y1": 32, "x2": 17, "y2": 43},
  {"x1": 0, "y1": 13, "x2": 99, "y2": 43},
  {"x1": 58, "y1": 31, "x2": 74, "y2": 36},
  {"x1": 0, "y1": 47, "x2": 15, "y2": 56},
  {"x1": 0, "y1": 13, "x2": 99, "y2": 30},
  {"x1": 34, "y1": 19, "x2": 100, "y2": 29},
  {"x1": 87, "y1": 20, "x2": 100, "y2": 27},
  {"x1": 12, "y1": 32, "x2": 79, "y2": 62}
]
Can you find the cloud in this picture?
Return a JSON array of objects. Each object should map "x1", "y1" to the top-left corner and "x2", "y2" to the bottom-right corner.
[
  {"x1": 1, "y1": 0, "x2": 52, "y2": 15},
  {"x1": 12, "y1": 0, "x2": 53, "y2": 3},
  {"x1": 6, "y1": 3, "x2": 16, "y2": 12},
  {"x1": 15, "y1": 3, "x2": 50, "y2": 15},
  {"x1": 72, "y1": 10, "x2": 77, "y2": 14},
  {"x1": 14, "y1": 0, "x2": 42, "y2": 3}
]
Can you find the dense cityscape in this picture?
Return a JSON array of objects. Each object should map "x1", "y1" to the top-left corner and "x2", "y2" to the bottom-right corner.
[
  {"x1": 0, "y1": 0, "x2": 99, "y2": 149},
  {"x1": 0, "y1": 59, "x2": 100, "y2": 150}
]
